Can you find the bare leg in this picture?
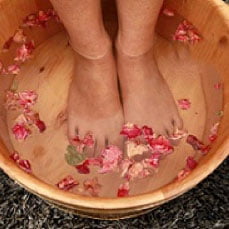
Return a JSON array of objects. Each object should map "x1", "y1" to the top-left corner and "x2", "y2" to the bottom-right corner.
[
  {"x1": 50, "y1": 0, "x2": 124, "y2": 154},
  {"x1": 116, "y1": 0, "x2": 182, "y2": 136}
]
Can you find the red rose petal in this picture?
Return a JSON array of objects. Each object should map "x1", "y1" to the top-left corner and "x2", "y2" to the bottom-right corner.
[
  {"x1": 2, "y1": 37, "x2": 13, "y2": 52},
  {"x1": 148, "y1": 136, "x2": 174, "y2": 154},
  {"x1": 120, "y1": 123, "x2": 142, "y2": 139},
  {"x1": 75, "y1": 160, "x2": 90, "y2": 174},
  {"x1": 186, "y1": 135, "x2": 205, "y2": 151},
  {"x1": 10, "y1": 152, "x2": 20, "y2": 162},
  {"x1": 56, "y1": 175, "x2": 79, "y2": 191},
  {"x1": 18, "y1": 159, "x2": 32, "y2": 173},
  {"x1": 186, "y1": 156, "x2": 198, "y2": 170},
  {"x1": 35, "y1": 119, "x2": 46, "y2": 132},
  {"x1": 117, "y1": 182, "x2": 130, "y2": 197},
  {"x1": 141, "y1": 125, "x2": 154, "y2": 137}
]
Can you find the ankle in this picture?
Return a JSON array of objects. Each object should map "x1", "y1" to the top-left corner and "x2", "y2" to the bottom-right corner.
[
  {"x1": 116, "y1": 33, "x2": 154, "y2": 57},
  {"x1": 70, "y1": 33, "x2": 112, "y2": 60}
]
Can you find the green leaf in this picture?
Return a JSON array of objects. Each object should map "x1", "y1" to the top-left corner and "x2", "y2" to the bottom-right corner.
[{"x1": 65, "y1": 145, "x2": 86, "y2": 166}]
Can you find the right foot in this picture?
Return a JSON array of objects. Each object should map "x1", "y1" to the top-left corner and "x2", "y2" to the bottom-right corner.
[{"x1": 67, "y1": 47, "x2": 124, "y2": 155}]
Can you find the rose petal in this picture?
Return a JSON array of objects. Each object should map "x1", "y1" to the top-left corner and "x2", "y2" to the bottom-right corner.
[
  {"x1": 144, "y1": 152, "x2": 162, "y2": 168},
  {"x1": 186, "y1": 135, "x2": 208, "y2": 154},
  {"x1": 7, "y1": 64, "x2": 21, "y2": 75},
  {"x1": 56, "y1": 175, "x2": 79, "y2": 191},
  {"x1": 119, "y1": 158, "x2": 134, "y2": 178},
  {"x1": 148, "y1": 136, "x2": 174, "y2": 154},
  {"x1": 15, "y1": 41, "x2": 35, "y2": 62},
  {"x1": 169, "y1": 128, "x2": 188, "y2": 140},
  {"x1": 177, "y1": 168, "x2": 190, "y2": 181},
  {"x1": 117, "y1": 181, "x2": 130, "y2": 197},
  {"x1": 120, "y1": 123, "x2": 142, "y2": 139},
  {"x1": 126, "y1": 141, "x2": 148, "y2": 158},
  {"x1": 2, "y1": 37, "x2": 13, "y2": 52},
  {"x1": 12, "y1": 123, "x2": 31, "y2": 140},
  {"x1": 173, "y1": 20, "x2": 201, "y2": 44},
  {"x1": 177, "y1": 99, "x2": 191, "y2": 110},
  {"x1": 141, "y1": 125, "x2": 154, "y2": 138},
  {"x1": 10, "y1": 152, "x2": 20, "y2": 162},
  {"x1": 99, "y1": 145, "x2": 123, "y2": 174},
  {"x1": 82, "y1": 133, "x2": 95, "y2": 148},
  {"x1": 186, "y1": 156, "x2": 198, "y2": 170},
  {"x1": 75, "y1": 160, "x2": 90, "y2": 174},
  {"x1": 35, "y1": 119, "x2": 46, "y2": 132},
  {"x1": 18, "y1": 159, "x2": 32, "y2": 173},
  {"x1": 83, "y1": 177, "x2": 101, "y2": 197}
]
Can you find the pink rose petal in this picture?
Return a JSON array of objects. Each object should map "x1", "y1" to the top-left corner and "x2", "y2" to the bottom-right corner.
[
  {"x1": 18, "y1": 90, "x2": 38, "y2": 110},
  {"x1": 144, "y1": 152, "x2": 162, "y2": 168},
  {"x1": 208, "y1": 122, "x2": 219, "y2": 143},
  {"x1": 82, "y1": 133, "x2": 95, "y2": 148},
  {"x1": 178, "y1": 99, "x2": 191, "y2": 110},
  {"x1": 126, "y1": 162, "x2": 150, "y2": 181},
  {"x1": 119, "y1": 158, "x2": 134, "y2": 178},
  {"x1": 169, "y1": 128, "x2": 188, "y2": 140},
  {"x1": 177, "y1": 168, "x2": 190, "y2": 181},
  {"x1": 56, "y1": 175, "x2": 79, "y2": 191},
  {"x1": 173, "y1": 20, "x2": 201, "y2": 44},
  {"x1": 12, "y1": 123, "x2": 31, "y2": 140},
  {"x1": 7, "y1": 64, "x2": 21, "y2": 75},
  {"x1": 99, "y1": 145, "x2": 123, "y2": 174},
  {"x1": 15, "y1": 41, "x2": 35, "y2": 62},
  {"x1": 83, "y1": 177, "x2": 101, "y2": 197}
]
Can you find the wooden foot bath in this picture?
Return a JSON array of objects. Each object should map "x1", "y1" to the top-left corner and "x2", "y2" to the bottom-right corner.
[{"x1": 0, "y1": 0, "x2": 228, "y2": 219}]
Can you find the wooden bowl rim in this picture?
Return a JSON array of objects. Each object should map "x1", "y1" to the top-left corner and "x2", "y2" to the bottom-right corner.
[{"x1": 0, "y1": 0, "x2": 228, "y2": 211}]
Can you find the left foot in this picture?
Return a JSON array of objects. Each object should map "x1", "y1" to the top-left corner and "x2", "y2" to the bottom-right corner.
[{"x1": 117, "y1": 44, "x2": 183, "y2": 137}]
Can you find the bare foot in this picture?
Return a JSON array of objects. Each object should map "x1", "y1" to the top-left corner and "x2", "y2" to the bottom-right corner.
[
  {"x1": 117, "y1": 45, "x2": 183, "y2": 137},
  {"x1": 68, "y1": 48, "x2": 124, "y2": 155}
]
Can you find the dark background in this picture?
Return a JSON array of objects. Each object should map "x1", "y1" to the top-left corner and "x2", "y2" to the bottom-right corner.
[{"x1": 0, "y1": 0, "x2": 229, "y2": 228}]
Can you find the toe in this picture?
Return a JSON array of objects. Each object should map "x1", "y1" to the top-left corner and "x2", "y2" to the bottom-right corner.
[
  {"x1": 67, "y1": 119, "x2": 77, "y2": 142},
  {"x1": 173, "y1": 115, "x2": 183, "y2": 130}
]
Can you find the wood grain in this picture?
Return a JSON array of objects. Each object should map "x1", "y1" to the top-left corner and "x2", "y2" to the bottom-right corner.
[{"x1": 0, "y1": 0, "x2": 228, "y2": 219}]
